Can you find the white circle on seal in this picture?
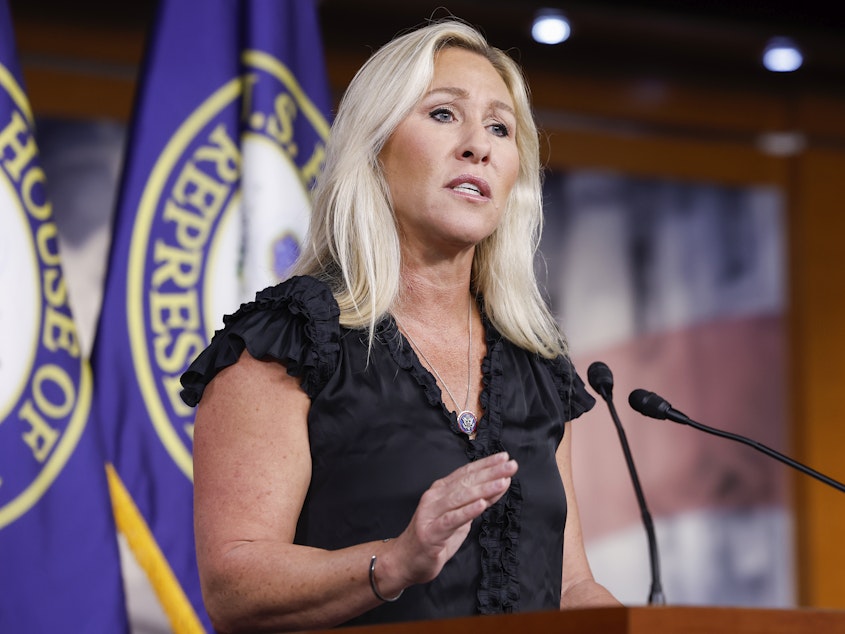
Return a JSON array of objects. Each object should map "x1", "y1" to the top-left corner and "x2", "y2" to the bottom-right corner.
[
  {"x1": 0, "y1": 173, "x2": 40, "y2": 422},
  {"x1": 202, "y1": 133, "x2": 312, "y2": 335},
  {"x1": 240, "y1": 133, "x2": 310, "y2": 294}
]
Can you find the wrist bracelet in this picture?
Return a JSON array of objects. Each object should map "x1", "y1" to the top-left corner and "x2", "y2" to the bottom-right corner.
[{"x1": 369, "y1": 555, "x2": 404, "y2": 602}]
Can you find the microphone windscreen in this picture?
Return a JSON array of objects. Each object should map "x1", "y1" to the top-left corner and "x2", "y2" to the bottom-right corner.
[
  {"x1": 629, "y1": 389, "x2": 669, "y2": 419},
  {"x1": 587, "y1": 361, "x2": 613, "y2": 397}
]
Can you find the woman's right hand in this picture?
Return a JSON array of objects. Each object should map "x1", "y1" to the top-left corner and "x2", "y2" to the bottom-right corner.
[{"x1": 377, "y1": 452, "x2": 518, "y2": 595}]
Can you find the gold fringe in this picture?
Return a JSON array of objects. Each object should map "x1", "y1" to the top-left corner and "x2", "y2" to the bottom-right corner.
[{"x1": 106, "y1": 464, "x2": 205, "y2": 633}]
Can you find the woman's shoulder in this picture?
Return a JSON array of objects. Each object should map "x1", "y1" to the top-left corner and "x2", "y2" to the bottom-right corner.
[
  {"x1": 245, "y1": 274, "x2": 338, "y2": 315},
  {"x1": 180, "y1": 275, "x2": 341, "y2": 407},
  {"x1": 537, "y1": 352, "x2": 595, "y2": 421}
]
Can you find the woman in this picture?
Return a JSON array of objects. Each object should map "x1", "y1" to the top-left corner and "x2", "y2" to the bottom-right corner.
[{"x1": 181, "y1": 18, "x2": 619, "y2": 633}]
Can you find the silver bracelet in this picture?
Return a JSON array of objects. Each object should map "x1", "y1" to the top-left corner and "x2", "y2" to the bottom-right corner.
[{"x1": 369, "y1": 555, "x2": 404, "y2": 602}]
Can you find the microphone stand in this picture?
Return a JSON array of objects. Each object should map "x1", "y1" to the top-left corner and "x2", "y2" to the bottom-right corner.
[
  {"x1": 590, "y1": 364, "x2": 666, "y2": 605},
  {"x1": 602, "y1": 394, "x2": 666, "y2": 605}
]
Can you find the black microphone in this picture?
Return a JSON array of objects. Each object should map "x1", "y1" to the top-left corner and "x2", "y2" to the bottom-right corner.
[
  {"x1": 629, "y1": 389, "x2": 845, "y2": 494},
  {"x1": 588, "y1": 362, "x2": 666, "y2": 606}
]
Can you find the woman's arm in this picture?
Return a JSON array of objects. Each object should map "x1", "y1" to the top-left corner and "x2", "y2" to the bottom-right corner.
[
  {"x1": 193, "y1": 351, "x2": 517, "y2": 633},
  {"x1": 556, "y1": 421, "x2": 622, "y2": 609}
]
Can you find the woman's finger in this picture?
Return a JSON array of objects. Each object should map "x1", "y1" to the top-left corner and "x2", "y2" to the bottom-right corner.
[{"x1": 426, "y1": 455, "x2": 517, "y2": 512}]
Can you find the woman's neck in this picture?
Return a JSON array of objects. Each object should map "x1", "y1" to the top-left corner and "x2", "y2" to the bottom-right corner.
[{"x1": 393, "y1": 259, "x2": 474, "y2": 329}]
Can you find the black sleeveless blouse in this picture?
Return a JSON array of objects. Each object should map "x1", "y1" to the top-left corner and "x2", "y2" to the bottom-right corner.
[{"x1": 180, "y1": 275, "x2": 594, "y2": 627}]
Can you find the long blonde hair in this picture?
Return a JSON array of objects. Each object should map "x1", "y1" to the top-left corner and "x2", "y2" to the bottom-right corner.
[{"x1": 294, "y1": 19, "x2": 566, "y2": 358}]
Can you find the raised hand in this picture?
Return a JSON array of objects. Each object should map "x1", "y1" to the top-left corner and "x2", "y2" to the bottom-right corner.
[{"x1": 385, "y1": 452, "x2": 518, "y2": 590}]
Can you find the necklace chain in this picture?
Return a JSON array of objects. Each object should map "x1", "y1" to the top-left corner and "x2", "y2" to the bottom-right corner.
[{"x1": 395, "y1": 297, "x2": 477, "y2": 434}]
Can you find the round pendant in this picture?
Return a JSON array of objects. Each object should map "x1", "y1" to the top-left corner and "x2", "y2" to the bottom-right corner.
[{"x1": 457, "y1": 410, "x2": 478, "y2": 435}]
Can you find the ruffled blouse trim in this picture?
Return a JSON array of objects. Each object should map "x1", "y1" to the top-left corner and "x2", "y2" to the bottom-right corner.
[
  {"x1": 179, "y1": 275, "x2": 341, "y2": 406},
  {"x1": 477, "y1": 478, "x2": 523, "y2": 613},
  {"x1": 541, "y1": 354, "x2": 596, "y2": 421},
  {"x1": 469, "y1": 318, "x2": 522, "y2": 613},
  {"x1": 381, "y1": 316, "x2": 470, "y2": 436}
]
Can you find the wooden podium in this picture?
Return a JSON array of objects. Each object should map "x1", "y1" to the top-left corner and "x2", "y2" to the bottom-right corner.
[{"x1": 310, "y1": 607, "x2": 845, "y2": 633}]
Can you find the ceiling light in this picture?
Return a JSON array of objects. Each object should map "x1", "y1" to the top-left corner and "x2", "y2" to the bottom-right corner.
[
  {"x1": 531, "y1": 10, "x2": 571, "y2": 45},
  {"x1": 762, "y1": 37, "x2": 803, "y2": 73}
]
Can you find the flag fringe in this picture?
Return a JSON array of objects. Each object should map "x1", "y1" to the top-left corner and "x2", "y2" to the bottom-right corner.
[{"x1": 106, "y1": 464, "x2": 206, "y2": 634}]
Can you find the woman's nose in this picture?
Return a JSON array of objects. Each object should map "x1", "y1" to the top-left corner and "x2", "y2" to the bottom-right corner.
[{"x1": 457, "y1": 127, "x2": 491, "y2": 164}]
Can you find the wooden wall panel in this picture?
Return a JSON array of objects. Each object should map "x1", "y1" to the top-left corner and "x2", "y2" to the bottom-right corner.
[
  {"x1": 22, "y1": 66, "x2": 136, "y2": 121},
  {"x1": 528, "y1": 69, "x2": 793, "y2": 135},
  {"x1": 790, "y1": 141, "x2": 845, "y2": 608},
  {"x1": 13, "y1": 18, "x2": 142, "y2": 121},
  {"x1": 539, "y1": 124, "x2": 787, "y2": 186}
]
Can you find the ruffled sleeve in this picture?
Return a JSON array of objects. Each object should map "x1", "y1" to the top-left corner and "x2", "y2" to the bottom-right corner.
[
  {"x1": 179, "y1": 275, "x2": 341, "y2": 406},
  {"x1": 541, "y1": 354, "x2": 596, "y2": 421}
]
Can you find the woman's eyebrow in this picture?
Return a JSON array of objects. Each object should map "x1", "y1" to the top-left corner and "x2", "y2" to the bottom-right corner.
[{"x1": 425, "y1": 87, "x2": 516, "y2": 117}]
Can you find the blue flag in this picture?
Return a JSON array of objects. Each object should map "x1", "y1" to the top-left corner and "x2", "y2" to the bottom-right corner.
[
  {"x1": 91, "y1": 1, "x2": 331, "y2": 630},
  {"x1": 0, "y1": 1, "x2": 129, "y2": 631}
]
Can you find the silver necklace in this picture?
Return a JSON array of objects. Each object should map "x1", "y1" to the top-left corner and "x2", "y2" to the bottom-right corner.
[{"x1": 395, "y1": 298, "x2": 478, "y2": 435}]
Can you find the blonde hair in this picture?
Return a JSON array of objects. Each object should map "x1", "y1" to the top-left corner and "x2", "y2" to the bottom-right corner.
[{"x1": 294, "y1": 18, "x2": 566, "y2": 358}]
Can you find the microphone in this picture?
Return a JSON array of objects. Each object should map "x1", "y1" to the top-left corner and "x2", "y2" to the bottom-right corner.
[
  {"x1": 587, "y1": 362, "x2": 666, "y2": 605},
  {"x1": 629, "y1": 389, "x2": 845, "y2": 494}
]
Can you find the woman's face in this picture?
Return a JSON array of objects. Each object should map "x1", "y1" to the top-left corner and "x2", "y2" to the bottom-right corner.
[{"x1": 380, "y1": 47, "x2": 520, "y2": 258}]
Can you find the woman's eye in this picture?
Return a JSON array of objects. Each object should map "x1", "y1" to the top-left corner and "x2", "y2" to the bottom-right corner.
[
  {"x1": 490, "y1": 122, "x2": 510, "y2": 138},
  {"x1": 429, "y1": 108, "x2": 454, "y2": 122}
]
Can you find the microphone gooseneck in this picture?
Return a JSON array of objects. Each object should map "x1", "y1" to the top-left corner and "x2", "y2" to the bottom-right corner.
[
  {"x1": 587, "y1": 362, "x2": 666, "y2": 605},
  {"x1": 629, "y1": 388, "x2": 845, "y2": 494}
]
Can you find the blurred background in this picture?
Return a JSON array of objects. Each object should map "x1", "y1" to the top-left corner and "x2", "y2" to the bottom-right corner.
[{"x1": 8, "y1": 0, "x2": 845, "y2": 631}]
